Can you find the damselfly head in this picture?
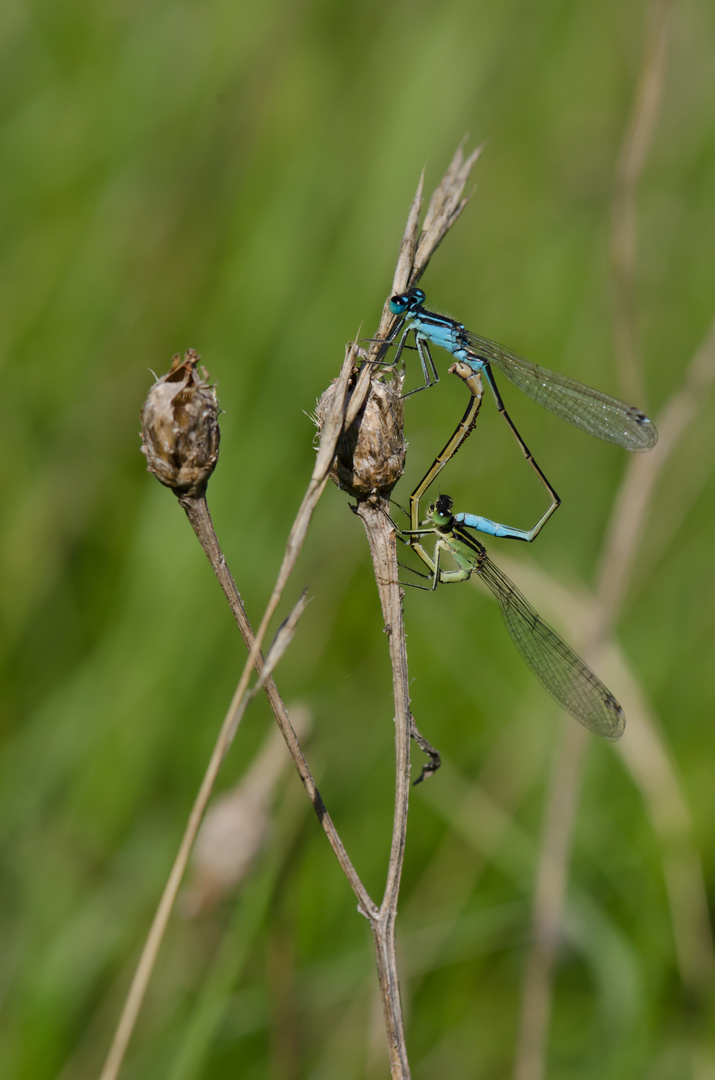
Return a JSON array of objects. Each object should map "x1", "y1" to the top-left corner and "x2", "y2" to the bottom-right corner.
[
  {"x1": 389, "y1": 287, "x2": 425, "y2": 316},
  {"x1": 433, "y1": 493, "x2": 454, "y2": 517},
  {"x1": 428, "y1": 493, "x2": 455, "y2": 528}
]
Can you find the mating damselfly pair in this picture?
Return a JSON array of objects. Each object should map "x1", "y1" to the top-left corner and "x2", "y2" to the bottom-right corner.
[{"x1": 378, "y1": 287, "x2": 657, "y2": 740}]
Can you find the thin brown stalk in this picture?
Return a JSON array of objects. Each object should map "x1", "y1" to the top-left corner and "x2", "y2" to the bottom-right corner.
[
  {"x1": 99, "y1": 344, "x2": 362, "y2": 1080},
  {"x1": 345, "y1": 143, "x2": 483, "y2": 432},
  {"x1": 513, "y1": 721, "x2": 588, "y2": 1080},
  {"x1": 177, "y1": 487, "x2": 372, "y2": 905},
  {"x1": 356, "y1": 500, "x2": 413, "y2": 1077},
  {"x1": 596, "y1": 314, "x2": 715, "y2": 625},
  {"x1": 103, "y1": 142, "x2": 483, "y2": 1080},
  {"x1": 609, "y1": 655, "x2": 715, "y2": 993},
  {"x1": 610, "y1": 0, "x2": 674, "y2": 405},
  {"x1": 324, "y1": 143, "x2": 483, "y2": 1078},
  {"x1": 98, "y1": 590, "x2": 308, "y2": 1080},
  {"x1": 515, "y1": 7, "x2": 677, "y2": 1078}
]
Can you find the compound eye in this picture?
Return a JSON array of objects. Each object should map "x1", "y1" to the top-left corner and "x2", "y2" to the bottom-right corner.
[
  {"x1": 410, "y1": 288, "x2": 425, "y2": 304},
  {"x1": 389, "y1": 293, "x2": 409, "y2": 315}
]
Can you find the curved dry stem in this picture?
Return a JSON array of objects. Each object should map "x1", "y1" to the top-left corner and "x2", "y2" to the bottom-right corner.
[
  {"x1": 347, "y1": 143, "x2": 484, "y2": 433},
  {"x1": 105, "y1": 142, "x2": 483, "y2": 1080},
  {"x1": 513, "y1": 315, "x2": 715, "y2": 1080},
  {"x1": 610, "y1": 0, "x2": 674, "y2": 406},
  {"x1": 596, "y1": 314, "x2": 715, "y2": 625},
  {"x1": 100, "y1": 344, "x2": 362, "y2": 1080},
  {"x1": 356, "y1": 498, "x2": 413, "y2": 1079},
  {"x1": 178, "y1": 491, "x2": 371, "y2": 907},
  {"x1": 513, "y1": 7, "x2": 692, "y2": 1079},
  {"x1": 98, "y1": 591, "x2": 308, "y2": 1080},
  {"x1": 513, "y1": 721, "x2": 589, "y2": 1080},
  {"x1": 331, "y1": 144, "x2": 483, "y2": 1078}
]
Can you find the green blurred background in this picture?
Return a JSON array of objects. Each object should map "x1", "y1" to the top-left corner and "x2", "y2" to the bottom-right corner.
[{"x1": 2, "y1": 0, "x2": 715, "y2": 1076}]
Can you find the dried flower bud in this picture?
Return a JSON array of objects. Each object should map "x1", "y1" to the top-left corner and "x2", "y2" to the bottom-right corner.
[
  {"x1": 315, "y1": 372, "x2": 405, "y2": 498},
  {"x1": 140, "y1": 350, "x2": 220, "y2": 496},
  {"x1": 181, "y1": 782, "x2": 270, "y2": 917},
  {"x1": 181, "y1": 706, "x2": 312, "y2": 917}
]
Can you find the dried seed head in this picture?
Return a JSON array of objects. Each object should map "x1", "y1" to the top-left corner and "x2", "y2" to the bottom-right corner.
[
  {"x1": 181, "y1": 783, "x2": 270, "y2": 917},
  {"x1": 140, "y1": 350, "x2": 220, "y2": 496},
  {"x1": 315, "y1": 371, "x2": 406, "y2": 499},
  {"x1": 181, "y1": 706, "x2": 312, "y2": 917}
]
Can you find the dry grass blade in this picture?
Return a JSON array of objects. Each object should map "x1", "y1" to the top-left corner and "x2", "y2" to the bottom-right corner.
[
  {"x1": 107, "y1": 142, "x2": 483, "y2": 1080},
  {"x1": 514, "y1": 6, "x2": 680, "y2": 1078},
  {"x1": 513, "y1": 304, "x2": 715, "y2": 1079},
  {"x1": 98, "y1": 591, "x2": 310, "y2": 1080},
  {"x1": 100, "y1": 344, "x2": 360, "y2": 1080},
  {"x1": 415, "y1": 143, "x2": 483, "y2": 274},
  {"x1": 368, "y1": 142, "x2": 484, "y2": 358},
  {"x1": 610, "y1": 0, "x2": 674, "y2": 405},
  {"x1": 347, "y1": 144, "x2": 482, "y2": 446},
  {"x1": 597, "y1": 314, "x2": 715, "y2": 623},
  {"x1": 315, "y1": 143, "x2": 483, "y2": 1080}
]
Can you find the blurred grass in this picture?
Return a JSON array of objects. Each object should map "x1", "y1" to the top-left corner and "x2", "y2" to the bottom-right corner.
[{"x1": 1, "y1": 0, "x2": 715, "y2": 1077}]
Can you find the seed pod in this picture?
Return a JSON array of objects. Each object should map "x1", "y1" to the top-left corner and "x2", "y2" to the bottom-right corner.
[
  {"x1": 140, "y1": 349, "x2": 220, "y2": 497},
  {"x1": 315, "y1": 371, "x2": 406, "y2": 499}
]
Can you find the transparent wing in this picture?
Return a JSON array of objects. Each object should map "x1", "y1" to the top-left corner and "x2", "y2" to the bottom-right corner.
[
  {"x1": 464, "y1": 329, "x2": 657, "y2": 451},
  {"x1": 475, "y1": 550, "x2": 625, "y2": 739}
]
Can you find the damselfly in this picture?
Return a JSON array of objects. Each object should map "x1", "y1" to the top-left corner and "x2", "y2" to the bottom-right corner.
[
  {"x1": 388, "y1": 287, "x2": 657, "y2": 451},
  {"x1": 390, "y1": 287, "x2": 656, "y2": 551},
  {"x1": 407, "y1": 492, "x2": 625, "y2": 740}
]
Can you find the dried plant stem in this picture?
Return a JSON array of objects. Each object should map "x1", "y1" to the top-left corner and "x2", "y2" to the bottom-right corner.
[
  {"x1": 513, "y1": 721, "x2": 588, "y2": 1080},
  {"x1": 177, "y1": 491, "x2": 371, "y2": 906},
  {"x1": 105, "y1": 143, "x2": 482, "y2": 1080},
  {"x1": 511, "y1": 302, "x2": 715, "y2": 1077},
  {"x1": 514, "y1": 309, "x2": 715, "y2": 1075},
  {"x1": 98, "y1": 591, "x2": 307, "y2": 1080},
  {"x1": 100, "y1": 345, "x2": 362, "y2": 1080},
  {"x1": 610, "y1": 0, "x2": 673, "y2": 405},
  {"x1": 306, "y1": 144, "x2": 482, "y2": 1076},
  {"x1": 345, "y1": 143, "x2": 483, "y2": 434},
  {"x1": 346, "y1": 145, "x2": 482, "y2": 1076},
  {"x1": 356, "y1": 499, "x2": 413, "y2": 1077},
  {"x1": 596, "y1": 313, "x2": 715, "y2": 625},
  {"x1": 513, "y1": 8, "x2": 713, "y2": 1078}
]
